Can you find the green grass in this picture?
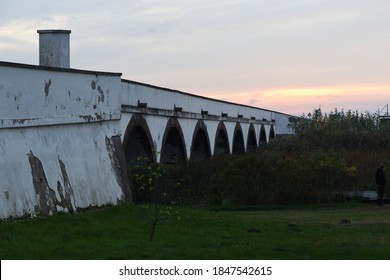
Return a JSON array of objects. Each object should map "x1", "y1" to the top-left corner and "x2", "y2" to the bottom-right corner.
[{"x1": 1, "y1": 203, "x2": 390, "y2": 259}]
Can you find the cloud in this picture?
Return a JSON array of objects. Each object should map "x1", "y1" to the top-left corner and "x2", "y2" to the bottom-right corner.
[{"x1": 1, "y1": 0, "x2": 389, "y2": 115}]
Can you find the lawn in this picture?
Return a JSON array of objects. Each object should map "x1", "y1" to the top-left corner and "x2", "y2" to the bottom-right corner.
[{"x1": 1, "y1": 202, "x2": 389, "y2": 259}]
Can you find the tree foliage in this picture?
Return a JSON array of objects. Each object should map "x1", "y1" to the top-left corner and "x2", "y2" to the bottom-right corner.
[{"x1": 288, "y1": 108, "x2": 390, "y2": 150}]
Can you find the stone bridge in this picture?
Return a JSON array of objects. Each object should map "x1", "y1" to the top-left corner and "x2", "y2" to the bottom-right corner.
[
  {"x1": 120, "y1": 79, "x2": 288, "y2": 164},
  {"x1": 0, "y1": 30, "x2": 293, "y2": 219}
]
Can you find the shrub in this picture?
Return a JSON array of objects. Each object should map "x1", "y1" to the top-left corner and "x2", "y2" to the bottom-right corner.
[
  {"x1": 128, "y1": 108, "x2": 390, "y2": 206},
  {"x1": 135, "y1": 149, "x2": 359, "y2": 206}
]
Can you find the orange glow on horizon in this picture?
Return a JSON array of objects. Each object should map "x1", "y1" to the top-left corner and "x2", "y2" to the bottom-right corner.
[{"x1": 201, "y1": 83, "x2": 390, "y2": 115}]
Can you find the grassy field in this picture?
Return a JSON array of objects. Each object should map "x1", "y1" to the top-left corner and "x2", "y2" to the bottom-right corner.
[{"x1": 1, "y1": 202, "x2": 390, "y2": 259}]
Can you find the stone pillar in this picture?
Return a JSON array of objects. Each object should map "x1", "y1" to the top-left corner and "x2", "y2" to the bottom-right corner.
[{"x1": 37, "y1": 29, "x2": 71, "y2": 68}]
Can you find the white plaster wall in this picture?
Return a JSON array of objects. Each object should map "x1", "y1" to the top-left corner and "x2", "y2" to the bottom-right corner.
[
  {"x1": 0, "y1": 64, "x2": 122, "y2": 128},
  {"x1": 274, "y1": 112, "x2": 294, "y2": 135},
  {"x1": 177, "y1": 118, "x2": 199, "y2": 159},
  {"x1": 0, "y1": 121, "x2": 124, "y2": 219},
  {"x1": 0, "y1": 63, "x2": 125, "y2": 219},
  {"x1": 143, "y1": 115, "x2": 171, "y2": 162}
]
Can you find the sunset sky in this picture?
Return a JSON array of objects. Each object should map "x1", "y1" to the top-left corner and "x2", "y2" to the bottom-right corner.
[{"x1": 1, "y1": 0, "x2": 389, "y2": 115}]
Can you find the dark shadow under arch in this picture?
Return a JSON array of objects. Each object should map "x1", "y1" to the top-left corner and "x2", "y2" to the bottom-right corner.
[
  {"x1": 160, "y1": 118, "x2": 187, "y2": 163},
  {"x1": 214, "y1": 122, "x2": 230, "y2": 156},
  {"x1": 269, "y1": 125, "x2": 275, "y2": 141},
  {"x1": 259, "y1": 124, "x2": 267, "y2": 146},
  {"x1": 247, "y1": 124, "x2": 257, "y2": 152},
  {"x1": 191, "y1": 120, "x2": 211, "y2": 160},
  {"x1": 123, "y1": 114, "x2": 155, "y2": 166},
  {"x1": 232, "y1": 123, "x2": 245, "y2": 154}
]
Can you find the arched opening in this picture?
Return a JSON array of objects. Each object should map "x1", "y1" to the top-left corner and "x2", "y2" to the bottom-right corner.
[
  {"x1": 123, "y1": 114, "x2": 155, "y2": 166},
  {"x1": 191, "y1": 121, "x2": 211, "y2": 160},
  {"x1": 123, "y1": 115, "x2": 155, "y2": 203},
  {"x1": 161, "y1": 118, "x2": 186, "y2": 164},
  {"x1": 246, "y1": 125, "x2": 257, "y2": 152},
  {"x1": 269, "y1": 125, "x2": 275, "y2": 141},
  {"x1": 232, "y1": 123, "x2": 245, "y2": 154},
  {"x1": 259, "y1": 125, "x2": 267, "y2": 146},
  {"x1": 214, "y1": 122, "x2": 230, "y2": 156}
]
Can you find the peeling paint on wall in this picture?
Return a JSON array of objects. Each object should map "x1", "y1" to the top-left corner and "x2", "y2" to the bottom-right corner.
[
  {"x1": 57, "y1": 157, "x2": 76, "y2": 213},
  {"x1": 28, "y1": 151, "x2": 58, "y2": 215},
  {"x1": 27, "y1": 152, "x2": 77, "y2": 215},
  {"x1": 90, "y1": 77, "x2": 105, "y2": 103},
  {"x1": 44, "y1": 79, "x2": 51, "y2": 96},
  {"x1": 4, "y1": 191, "x2": 9, "y2": 200},
  {"x1": 97, "y1": 86, "x2": 104, "y2": 103},
  {"x1": 0, "y1": 63, "x2": 124, "y2": 219},
  {"x1": 91, "y1": 80, "x2": 97, "y2": 90},
  {"x1": 105, "y1": 135, "x2": 132, "y2": 202}
]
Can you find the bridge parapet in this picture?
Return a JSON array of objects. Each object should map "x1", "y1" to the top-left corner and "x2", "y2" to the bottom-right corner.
[
  {"x1": 0, "y1": 62, "x2": 122, "y2": 129},
  {"x1": 121, "y1": 80, "x2": 276, "y2": 123},
  {"x1": 0, "y1": 61, "x2": 129, "y2": 219}
]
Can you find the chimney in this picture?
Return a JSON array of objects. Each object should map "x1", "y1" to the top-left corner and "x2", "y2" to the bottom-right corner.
[{"x1": 37, "y1": 29, "x2": 71, "y2": 68}]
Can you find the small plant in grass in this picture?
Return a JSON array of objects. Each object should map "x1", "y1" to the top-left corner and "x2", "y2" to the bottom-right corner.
[{"x1": 129, "y1": 157, "x2": 179, "y2": 240}]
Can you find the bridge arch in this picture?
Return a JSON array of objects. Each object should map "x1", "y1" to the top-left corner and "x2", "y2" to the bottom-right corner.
[
  {"x1": 214, "y1": 121, "x2": 230, "y2": 156},
  {"x1": 246, "y1": 124, "x2": 257, "y2": 152},
  {"x1": 123, "y1": 114, "x2": 155, "y2": 166},
  {"x1": 259, "y1": 124, "x2": 267, "y2": 146},
  {"x1": 191, "y1": 120, "x2": 211, "y2": 160},
  {"x1": 160, "y1": 118, "x2": 187, "y2": 163},
  {"x1": 232, "y1": 123, "x2": 245, "y2": 154}
]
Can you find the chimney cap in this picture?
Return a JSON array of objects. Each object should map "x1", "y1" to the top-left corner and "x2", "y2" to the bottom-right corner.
[{"x1": 37, "y1": 29, "x2": 71, "y2": 34}]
